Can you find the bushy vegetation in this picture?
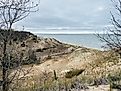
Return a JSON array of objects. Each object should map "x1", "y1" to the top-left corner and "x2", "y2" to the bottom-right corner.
[
  {"x1": 36, "y1": 48, "x2": 43, "y2": 52},
  {"x1": 107, "y1": 71, "x2": 121, "y2": 90},
  {"x1": 12, "y1": 75, "x2": 89, "y2": 91},
  {"x1": 0, "y1": 29, "x2": 36, "y2": 42}
]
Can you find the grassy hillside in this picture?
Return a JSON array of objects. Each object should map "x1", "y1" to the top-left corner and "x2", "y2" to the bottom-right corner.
[
  {"x1": 0, "y1": 30, "x2": 121, "y2": 91},
  {"x1": 0, "y1": 30, "x2": 78, "y2": 65}
]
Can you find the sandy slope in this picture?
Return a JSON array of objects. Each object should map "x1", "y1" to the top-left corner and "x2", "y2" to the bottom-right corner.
[{"x1": 1, "y1": 30, "x2": 120, "y2": 91}]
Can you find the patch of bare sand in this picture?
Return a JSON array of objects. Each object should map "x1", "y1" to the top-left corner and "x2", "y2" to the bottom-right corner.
[{"x1": 29, "y1": 48, "x2": 103, "y2": 77}]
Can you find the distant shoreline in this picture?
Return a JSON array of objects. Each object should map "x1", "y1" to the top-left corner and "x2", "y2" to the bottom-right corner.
[
  {"x1": 36, "y1": 33, "x2": 96, "y2": 35},
  {"x1": 35, "y1": 33, "x2": 107, "y2": 35},
  {"x1": 37, "y1": 34, "x2": 105, "y2": 51}
]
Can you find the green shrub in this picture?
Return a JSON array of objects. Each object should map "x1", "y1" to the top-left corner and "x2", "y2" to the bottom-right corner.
[
  {"x1": 107, "y1": 73, "x2": 121, "y2": 90},
  {"x1": 111, "y1": 83, "x2": 121, "y2": 89}
]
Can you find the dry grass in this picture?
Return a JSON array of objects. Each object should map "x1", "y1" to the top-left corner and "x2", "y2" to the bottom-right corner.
[{"x1": 0, "y1": 48, "x2": 120, "y2": 91}]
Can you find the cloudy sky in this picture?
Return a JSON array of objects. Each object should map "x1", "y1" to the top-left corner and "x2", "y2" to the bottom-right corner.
[{"x1": 15, "y1": 0, "x2": 113, "y2": 33}]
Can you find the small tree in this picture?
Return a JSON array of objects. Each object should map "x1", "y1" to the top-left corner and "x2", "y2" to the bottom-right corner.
[
  {"x1": 0, "y1": 0, "x2": 39, "y2": 91},
  {"x1": 0, "y1": 0, "x2": 39, "y2": 29},
  {"x1": 98, "y1": 0, "x2": 121, "y2": 52}
]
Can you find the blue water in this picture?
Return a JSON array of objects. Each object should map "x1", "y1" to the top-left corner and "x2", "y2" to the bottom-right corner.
[{"x1": 37, "y1": 34, "x2": 106, "y2": 50}]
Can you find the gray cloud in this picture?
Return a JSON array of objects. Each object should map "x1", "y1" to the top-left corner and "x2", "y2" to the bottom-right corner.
[{"x1": 14, "y1": 0, "x2": 113, "y2": 31}]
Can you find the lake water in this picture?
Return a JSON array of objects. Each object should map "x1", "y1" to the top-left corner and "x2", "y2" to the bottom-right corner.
[{"x1": 37, "y1": 34, "x2": 106, "y2": 50}]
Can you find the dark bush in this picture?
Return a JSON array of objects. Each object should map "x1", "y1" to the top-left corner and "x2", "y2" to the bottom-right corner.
[
  {"x1": 0, "y1": 29, "x2": 36, "y2": 42},
  {"x1": 21, "y1": 42, "x2": 26, "y2": 47},
  {"x1": 111, "y1": 83, "x2": 121, "y2": 90},
  {"x1": 13, "y1": 38, "x2": 17, "y2": 41},
  {"x1": 46, "y1": 55, "x2": 52, "y2": 60},
  {"x1": 36, "y1": 49, "x2": 43, "y2": 52}
]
